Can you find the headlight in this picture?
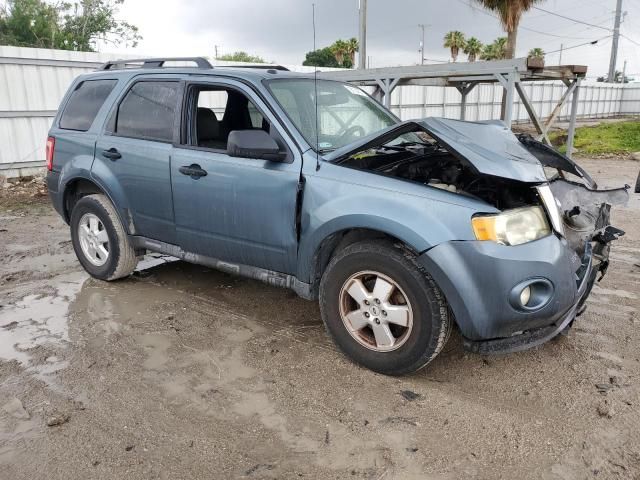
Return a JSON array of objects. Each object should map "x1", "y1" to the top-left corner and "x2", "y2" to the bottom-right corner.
[{"x1": 472, "y1": 206, "x2": 551, "y2": 246}]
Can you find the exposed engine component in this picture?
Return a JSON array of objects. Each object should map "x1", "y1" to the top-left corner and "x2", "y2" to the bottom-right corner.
[{"x1": 339, "y1": 143, "x2": 538, "y2": 210}]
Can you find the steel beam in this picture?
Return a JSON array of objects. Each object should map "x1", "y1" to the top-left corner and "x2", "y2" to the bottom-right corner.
[
  {"x1": 538, "y1": 79, "x2": 578, "y2": 142},
  {"x1": 456, "y1": 82, "x2": 477, "y2": 121},
  {"x1": 514, "y1": 83, "x2": 551, "y2": 144},
  {"x1": 495, "y1": 72, "x2": 517, "y2": 127},
  {"x1": 375, "y1": 78, "x2": 400, "y2": 109},
  {"x1": 318, "y1": 58, "x2": 530, "y2": 83}
]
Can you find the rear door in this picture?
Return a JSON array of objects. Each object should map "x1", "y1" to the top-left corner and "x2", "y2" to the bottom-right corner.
[
  {"x1": 171, "y1": 79, "x2": 302, "y2": 274},
  {"x1": 93, "y1": 77, "x2": 182, "y2": 244}
]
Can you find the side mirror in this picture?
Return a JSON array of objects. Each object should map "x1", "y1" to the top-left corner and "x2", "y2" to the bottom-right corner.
[{"x1": 227, "y1": 130, "x2": 287, "y2": 162}]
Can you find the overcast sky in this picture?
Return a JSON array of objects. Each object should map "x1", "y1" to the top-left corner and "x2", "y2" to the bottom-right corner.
[{"x1": 108, "y1": 0, "x2": 640, "y2": 79}]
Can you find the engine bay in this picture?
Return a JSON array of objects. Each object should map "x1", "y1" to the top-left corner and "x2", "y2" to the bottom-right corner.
[{"x1": 337, "y1": 139, "x2": 539, "y2": 210}]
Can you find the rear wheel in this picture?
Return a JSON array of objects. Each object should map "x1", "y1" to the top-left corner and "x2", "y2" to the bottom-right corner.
[
  {"x1": 319, "y1": 240, "x2": 451, "y2": 375},
  {"x1": 70, "y1": 194, "x2": 138, "y2": 281}
]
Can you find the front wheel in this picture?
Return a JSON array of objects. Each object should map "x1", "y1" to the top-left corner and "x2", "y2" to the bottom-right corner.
[
  {"x1": 319, "y1": 240, "x2": 451, "y2": 375},
  {"x1": 70, "y1": 194, "x2": 139, "y2": 281}
]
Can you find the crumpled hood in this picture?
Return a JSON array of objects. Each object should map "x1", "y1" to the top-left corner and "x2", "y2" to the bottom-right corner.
[{"x1": 326, "y1": 117, "x2": 548, "y2": 183}]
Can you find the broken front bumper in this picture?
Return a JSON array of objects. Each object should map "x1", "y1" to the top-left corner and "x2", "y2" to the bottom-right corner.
[{"x1": 417, "y1": 227, "x2": 622, "y2": 355}]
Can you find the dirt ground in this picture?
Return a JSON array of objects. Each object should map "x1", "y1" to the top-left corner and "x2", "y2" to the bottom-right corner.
[{"x1": 0, "y1": 158, "x2": 639, "y2": 480}]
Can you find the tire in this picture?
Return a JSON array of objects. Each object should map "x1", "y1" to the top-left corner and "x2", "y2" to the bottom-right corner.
[
  {"x1": 634, "y1": 168, "x2": 640, "y2": 194},
  {"x1": 319, "y1": 240, "x2": 451, "y2": 376},
  {"x1": 70, "y1": 194, "x2": 138, "y2": 281}
]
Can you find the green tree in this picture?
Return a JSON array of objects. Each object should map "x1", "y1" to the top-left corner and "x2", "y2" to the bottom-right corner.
[
  {"x1": 481, "y1": 37, "x2": 508, "y2": 60},
  {"x1": 302, "y1": 47, "x2": 343, "y2": 68},
  {"x1": 473, "y1": 0, "x2": 544, "y2": 59},
  {"x1": 218, "y1": 51, "x2": 265, "y2": 63},
  {"x1": 443, "y1": 31, "x2": 466, "y2": 62},
  {"x1": 344, "y1": 37, "x2": 359, "y2": 65},
  {"x1": 463, "y1": 37, "x2": 483, "y2": 62},
  {"x1": 330, "y1": 39, "x2": 348, "y2": 65},
  {"x1": 528, "y1": 47, "x2": 544, "y2": 60},
  {"x1": 0, "y1": 0, "x2": 140, "y2": 51},
  {"x1": 0, "y1": 0, "x2": 58, "y2": 48}
]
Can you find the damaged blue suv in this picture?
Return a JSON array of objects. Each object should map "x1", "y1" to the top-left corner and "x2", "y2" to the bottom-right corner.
[{"x1": 46, "y1": 57, "x2": 628, "y2": 375}]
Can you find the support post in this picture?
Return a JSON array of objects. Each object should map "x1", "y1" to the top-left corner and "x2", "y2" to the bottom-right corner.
[
  {"x1": 515, "y1": 82, "x2": 550, "y2": 145},
  {"x1": 543, "y1": 79, "x2": 577, "y2": 138},
  {"x1": 494, "y1": 72, "x2": 517, "y2": 128},
  {"x1": 455, "y1": 82, "x2": 477, "y2": 121},
  {"x1": 504, "y1": 71, "x2": 516, "y2": 127},
  {"x1": 566, "y1": 79, "x2": 581, "y2": 158},
  {"x1": 375, "y1": 78, "x2": 400, "y2": 109}
]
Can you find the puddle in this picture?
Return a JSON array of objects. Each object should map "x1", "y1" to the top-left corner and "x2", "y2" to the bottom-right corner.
[{"x1": 0, "y1": 272, "x2": 86, "y2": 371}]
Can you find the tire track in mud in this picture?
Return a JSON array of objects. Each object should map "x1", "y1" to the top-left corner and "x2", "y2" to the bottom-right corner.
[{"x1": 129, "y1": 275, "x2": 340, "y2": 355}]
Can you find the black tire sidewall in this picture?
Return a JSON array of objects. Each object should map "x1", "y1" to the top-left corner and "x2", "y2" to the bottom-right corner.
[
  {"x1": 320, "y1": 242, "x2": 447, "y2": 375},
  {"x1": 70, "y1": 196, "x2": 122, "y2": 280}
]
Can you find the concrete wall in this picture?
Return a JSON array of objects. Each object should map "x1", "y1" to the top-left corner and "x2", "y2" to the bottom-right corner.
[{"x1": 1, "y1": 45, "x2": 639, "y2": 177}]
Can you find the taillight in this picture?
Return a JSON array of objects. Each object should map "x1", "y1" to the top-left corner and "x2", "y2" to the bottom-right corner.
[{"x1": 46, "y1": 136, "x2": 55, "y2": 171}]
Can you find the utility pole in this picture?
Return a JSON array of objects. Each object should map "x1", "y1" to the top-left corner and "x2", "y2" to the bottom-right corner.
[
  {"x1": 214, "y1": 45, "x2": 219, "y2": 59},
  {"x1": 621, "y1": 59, "x2": 627, "y2": 83},
  {"x1": 558, "y1": 43, "x2": 563, "y2": 66},
  {"x1": 358, "y1": 0, "x2": 367, "y2": 69},
  {"x1": 607, "y1": 0, "x2": 623, "y2": 83},
  {"x1": 419, "y1": 24, "x2": 425, "y2": 65}
]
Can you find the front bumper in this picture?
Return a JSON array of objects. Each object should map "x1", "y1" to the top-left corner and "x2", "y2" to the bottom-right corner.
[{"x1": 417, "y1": 232, "x2": 616, "y2": 353}]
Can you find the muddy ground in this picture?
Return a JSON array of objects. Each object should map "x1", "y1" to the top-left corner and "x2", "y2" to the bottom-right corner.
[{"x1": 0, "y1": 158, "x2": 639, "y2": 480}]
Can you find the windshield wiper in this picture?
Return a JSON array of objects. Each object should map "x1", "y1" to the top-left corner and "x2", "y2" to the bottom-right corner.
[{"x1": 318, "y1": 147, "x2": 337, "y2": 154}]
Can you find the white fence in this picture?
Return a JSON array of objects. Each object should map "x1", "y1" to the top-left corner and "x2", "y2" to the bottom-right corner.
[
  {"x1": 387, "y1": 81, "x2": 640, "y2": 123},
  {"x1": 1, "y1": 45, "x2": 639, "y2": 177}
]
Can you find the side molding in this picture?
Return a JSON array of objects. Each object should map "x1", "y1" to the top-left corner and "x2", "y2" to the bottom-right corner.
[{"x1": 132, "y1": 236, "x2": 314, "y2": 300}]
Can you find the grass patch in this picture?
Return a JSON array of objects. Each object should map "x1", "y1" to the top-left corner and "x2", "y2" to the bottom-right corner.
[{"x1": 551, "y1": 120, "x2": 640, "y2": 155}]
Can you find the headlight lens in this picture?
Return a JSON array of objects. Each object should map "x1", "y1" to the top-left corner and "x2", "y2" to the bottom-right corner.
[{"x1": 472, "y1": 206, "x2": 551, "y2": 246}]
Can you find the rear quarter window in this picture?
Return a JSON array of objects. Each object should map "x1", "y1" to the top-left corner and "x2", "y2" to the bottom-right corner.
[
  {"x1": 115, "y1": 81, "x2": 179, "y2": 142},
  {"x1": 59, "y1": 79, "x2": 118, "y2": 131}
]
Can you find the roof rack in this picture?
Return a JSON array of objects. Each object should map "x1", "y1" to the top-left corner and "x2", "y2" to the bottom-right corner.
[
  {"x1": 215, "y1": 64, "x2": 290, "y2": 71},
  {"x1": 99, "y1": 57, "x2": 213, "y2": 71}
]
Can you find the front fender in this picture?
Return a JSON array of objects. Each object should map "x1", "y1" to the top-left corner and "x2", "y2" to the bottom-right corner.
[{"x1": 296, "y1": 167, "x2": 489, "y2": 282}]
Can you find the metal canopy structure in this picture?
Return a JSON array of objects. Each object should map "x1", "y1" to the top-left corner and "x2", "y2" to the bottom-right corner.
[{"x1": 319, "y1": 58, "x2": 587, "y2": 158}]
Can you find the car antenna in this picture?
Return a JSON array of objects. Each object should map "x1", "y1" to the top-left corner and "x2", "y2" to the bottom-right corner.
[{"x1": 313, "y1": 3, "x2": 321, "y2": 172}]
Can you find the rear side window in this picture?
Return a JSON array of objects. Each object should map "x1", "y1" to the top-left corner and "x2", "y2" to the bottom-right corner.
[
  {"x1": 59, "y1": 79, "x2": 117, "y2": 131},
  {"x1": 115, "y1": 81, "x2": 179, "y2": 142}
]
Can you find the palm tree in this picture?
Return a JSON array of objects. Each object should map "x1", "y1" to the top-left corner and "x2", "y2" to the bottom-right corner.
[
  {"x1": 330, "y1": 39, "x2": 348, "y2": 65},
  {"x1": 480, "y1": 38, "x2": 508, "y2": 61},
  {"x1": 528, "y1": 47, "x2": 544, "y2": 60},
  {"x1": 443, "y1": 31, "x2": 466, "y2": 62},
  {"x1": 464, "y1": 37, "x2": 483, "y2": 62},
  {"x1": 344, "y1": 37, "x2": 359, "y2": 66},
  {"x1": 481, "y1": 43, "x2": 497, "y2": 61},
  {"x1": 473, "y1": 0, "x2": 543, "y2": 59}
]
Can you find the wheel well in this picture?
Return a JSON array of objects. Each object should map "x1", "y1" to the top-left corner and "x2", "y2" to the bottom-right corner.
[
  {"x1": 309, "y1": 228, "x2": 416, "y2": 299},
  {"x1": 63, "y1": 179, "x2": 104, "y2": 223}
]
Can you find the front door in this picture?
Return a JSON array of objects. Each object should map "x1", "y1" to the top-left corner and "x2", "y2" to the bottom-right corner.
[
  {"x1": 94, "y1": 79, "x2": 181, "y2": 244},
  {"x1": 171, "y1": 80, "x2": 301, "y2": 274}
]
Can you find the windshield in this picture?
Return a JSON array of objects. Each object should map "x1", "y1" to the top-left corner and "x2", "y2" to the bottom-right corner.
[{"x1": 266, "y1": 79, "x2": 400, "y2": 153}]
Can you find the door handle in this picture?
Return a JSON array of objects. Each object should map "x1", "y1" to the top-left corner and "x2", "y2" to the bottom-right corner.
[
  {"x1": 179, "y1": 164, "x2": 208, "y2": 178},
  {"x1": 102, "y1": 148, "x2": 121, "y2": 160}
]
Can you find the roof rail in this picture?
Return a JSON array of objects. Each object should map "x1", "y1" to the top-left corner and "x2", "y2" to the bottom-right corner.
[
  {"x1": 99, "y1": 57, "x2": 213, "y2": 71},
  {"x1": 215, "y1": 64, "x2": 290, "y2": 71}
]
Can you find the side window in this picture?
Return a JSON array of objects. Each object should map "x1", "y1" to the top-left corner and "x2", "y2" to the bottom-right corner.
[
  {"x1": 59, "y1": 79, "x2": 117, "y2": 131},
  {"x1": 115, "y1": 81, "x2": 178, "y2": 142},
  {"x1": 197, "y1": 90, "x2": 227, "y2": 120},
  {"x1": 191, "y1": 86, "x2": 270, "y2": 150}
]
